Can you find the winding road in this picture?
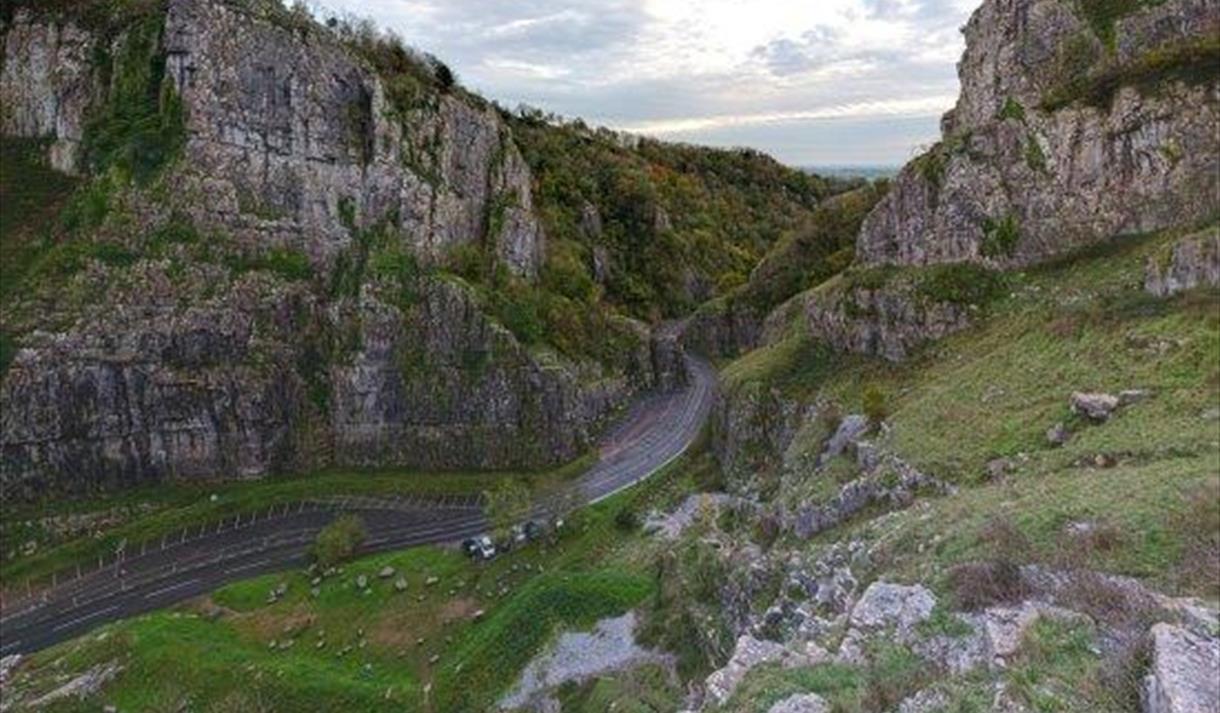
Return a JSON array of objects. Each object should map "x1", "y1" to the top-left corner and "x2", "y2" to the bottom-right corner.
[{"x1": 0, "y1": 357, "x2": 716, "y2": 656}]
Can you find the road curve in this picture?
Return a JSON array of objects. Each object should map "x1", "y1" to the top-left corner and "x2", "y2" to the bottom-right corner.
[{"x1": 0, "y1": 356, "x2": 717, "y2": 656}]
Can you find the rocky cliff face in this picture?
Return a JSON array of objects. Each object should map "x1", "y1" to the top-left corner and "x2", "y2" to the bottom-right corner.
[
  {"x1": 857, "y1": 0, "x2": 1218, "y2": 270},
  {"x1": 3, "y1": 0, "x2": 543, "y2": 278},
  {"x1": 0, "y1": 0, "x2": 683, "y2": 498}
]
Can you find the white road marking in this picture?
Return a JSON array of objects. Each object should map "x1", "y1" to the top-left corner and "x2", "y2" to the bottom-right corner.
[
  {"x1": 225, "y1": 559, "x2": 271, "y2": 574},
  {"x1": 53, "y1": 605, "x2": 118, "y2": 632},
  {"x1": 144, "y1": 578, "x2": 201, "y2": 600}
]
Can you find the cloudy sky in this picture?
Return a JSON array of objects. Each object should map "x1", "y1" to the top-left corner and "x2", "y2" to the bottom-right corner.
[{"x1": 326, "y1": 0, "x2": 979, "y2": 166}]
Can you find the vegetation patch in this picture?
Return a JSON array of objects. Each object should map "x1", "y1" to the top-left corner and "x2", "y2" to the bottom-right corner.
[
  {"x1": 1041, "y1": 36, "x2": 1220, "y2": 110},
  {"x1": 981, "y1": 214, "x2": 1022, "y2": 259},
  {"x1": 917, "y1": 263, "x2": 1007, "y2": 306},
  {"x1": 996, "y1": 96, "x2": 1027, "y2": 122},
  {"x1": 80, "y1": 10, "x2": 186, "y2": 184}
]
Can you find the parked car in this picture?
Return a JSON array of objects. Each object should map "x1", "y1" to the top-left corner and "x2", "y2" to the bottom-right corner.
[
  {"x1": 510, "y1": 524, "x2": 528, "y2": 545},
  {"x1": 462, "y1": 535, "x2": 496, "y2": 561}
]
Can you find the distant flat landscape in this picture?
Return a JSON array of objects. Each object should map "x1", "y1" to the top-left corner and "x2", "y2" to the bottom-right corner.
[{"x1": 804, "y1": 165, "x2": 900, "y2": 180}]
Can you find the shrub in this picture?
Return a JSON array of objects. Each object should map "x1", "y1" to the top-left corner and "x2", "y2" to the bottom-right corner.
[
  {"x1": 862, "y1": 384, "x2": 889, "y2": 425},
  {"x1": 997, "y1": 96, "x2": 1027, "y2": 122},
  {"x1": 981, "y1": 214, "x2": 1022, "y2": 259},
  {"x1": 1024, "y1": 135, "x2": 1048, "y2": 173},
  {"x1": 948, "y1": 559, "x2": 1031, "y2": 610},
  {"x1": 614, "y1": 507, "x2": 639, "y2": 532},
  {"x1": 80, "y1": 13, "x2": 186, "y2": 184},
  {"x1": 917, "y1": 263, "x2": 1006, "y2": 306},
  {"x1": 311, "y1": 513, "x2": 366, "y2": 567}
]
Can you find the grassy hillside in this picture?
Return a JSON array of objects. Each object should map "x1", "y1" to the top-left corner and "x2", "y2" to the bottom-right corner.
[
  {"x1": 704, "y1": 224, "x2": 1219, "y2": 710},
  {"x1": 508, "y1": 114, "x2": 860, "y2": 322},
  {"x1": 1, "y1": 449, "x2": 719, "y2": 712}
]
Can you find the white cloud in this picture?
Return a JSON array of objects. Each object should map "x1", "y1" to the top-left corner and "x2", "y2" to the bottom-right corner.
[
  {"x1": 617, "y1": 95, "x2": 957, "y2": 135},
  {"x1": 321, "y1": 0, "x2": 977, "y2": 165}
]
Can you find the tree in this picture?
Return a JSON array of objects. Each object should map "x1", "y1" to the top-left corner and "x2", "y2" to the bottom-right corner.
[
  {"x1": 312, "y1": 513, "x2": 366, "y2": 568},
  {"x1": 482, "y1": 479, "x2": 532, "y2": 541}
]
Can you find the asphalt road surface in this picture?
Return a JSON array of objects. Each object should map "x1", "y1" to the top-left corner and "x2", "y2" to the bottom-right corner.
[{"x1": 0, "y1": 356, "x2": 716, "y2": 656}]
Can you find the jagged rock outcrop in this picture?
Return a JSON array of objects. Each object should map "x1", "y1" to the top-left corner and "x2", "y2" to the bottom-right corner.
[
  {"x1": 1145, "y1": 228, "x2": 1220, "y2": 297},
  {"x1": 681, "y1": 299, "x2": 765, "y2": 360},
  {"x1": 712, "y1": 384, "x2": 810, "y2": 493},
  {"x1": 0, "y1": 1, "x2": 680, "y2": 496},
  {"x1": 857, "y1": 0, "x2": 1219, "y2": 270},
  {"x1": 1142, "y1": 622, "x2": 1220, "y2": 713},
  {"x1": 799, "y1": 279, "x2": 973, "y2": 362}
]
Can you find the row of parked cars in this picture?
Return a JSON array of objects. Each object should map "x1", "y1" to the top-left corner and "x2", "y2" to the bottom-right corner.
[{"x1": 461, "y1": 519, "x2": 553, "y2": 561}]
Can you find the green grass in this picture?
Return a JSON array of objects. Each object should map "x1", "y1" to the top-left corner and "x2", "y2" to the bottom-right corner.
[
  {"x1": 554, "y1": 663, "x2": 682, "y2": 712},
  {"x1": 754, "y1": 226, "x2": 1220, "y2": 600},
  {"x1": 5, "y1": 445, "x2": 709, "y2": 712},
  {"x1": 1041, "y1": 35, "x2": 1219, "y2": 110},
  {"x1": 1006, "y1": 618, "x2": 1109, "y2": 711},
  {"x1": 0, "y1": 454, "x2": 596, "y2": 587}
]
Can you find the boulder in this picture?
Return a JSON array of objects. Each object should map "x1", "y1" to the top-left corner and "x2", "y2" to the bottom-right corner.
[
  {"x1": 1070, "y1": 392, "x2": 1120, "y2": 422},
  {"x1": 768, "y1": 692, "x2": 830, "y2": 713},
  {"x1": 1145, "y1": 230, "x2": 1220, "y2": 298},
  {"x1": 1142, "y1": 623, "x2": 1220, "y2": 713},
  {"x1": 818, "y1": 415, "x2": 870, "y2": 466},
  {"x1": 705, "y1": 635, "x2": 809, "y2": 705},
  {"x1": 849, "y1": 582, "x2": 937, "y2": 634},
  {"x1": 378, "y1": 566, "x2": 395, "y2": 579}
]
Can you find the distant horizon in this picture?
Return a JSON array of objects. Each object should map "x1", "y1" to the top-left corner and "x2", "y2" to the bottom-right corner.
[{"x1": 322, "y1": 0, "x2": 976, "y2": 166}]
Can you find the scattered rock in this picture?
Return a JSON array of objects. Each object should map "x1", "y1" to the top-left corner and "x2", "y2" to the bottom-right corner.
[
  {"x1": 817, "y1": 415, "x2": 870, "y2": 466},
  {"x1": 1046, "y1": 422, "x2": 1070, "y2": 447},
  {"x1": 1118, "y1": 389, "x2": 1152, "y2": 406},
  {"x1": 767, "y1": 692, "x2": 830, "y2": 713},
  {"x1": 1142, "y1": 623, "x2": 1220, "y2": 713},
  {"x1": 705, "y1": 635, "x2": 809, "y2": 706},
  {"x1": 0, "y1": 654, "x2": 22, "y2": 686},
  {"x1": 356, "y1": 574, "x2": 368, "y2": 589},
  {"x1": 425, "y1": 576, "x2": 439, "y2": 586},
  {"x1": 897, "y1": 688, "x2": 949, "y2": 713},
  {"x1": 1070, "y1": 392, "x2": 1120, "y2": 422},
  {"x1": 393, "y1": 577, "x2": 408, "y2": 592},
  {"x1": 985, "y1": 457, "x2": 1014, "y2": 480},
  {"x1": 1145, "y1": 229, "x2": 1220, "y2": 297},
  {"x1": 378, "y1": 566, "x2": 395, "y2": 579},
  {"x1": 27, "y1": 661, "x2": 123, "y2": 707}
]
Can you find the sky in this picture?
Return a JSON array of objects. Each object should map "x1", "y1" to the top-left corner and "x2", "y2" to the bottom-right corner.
[{"x1": 323, "y1": 0, "x2": 980, "y2": 167}]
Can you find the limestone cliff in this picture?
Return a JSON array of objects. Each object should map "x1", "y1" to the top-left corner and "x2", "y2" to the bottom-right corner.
[
  {"x1": 857, "y1": 0, "x2": 1218, "y2": 270},
  {"x1": 0, "y1": 0, "x2": 681, "y2": 498}
]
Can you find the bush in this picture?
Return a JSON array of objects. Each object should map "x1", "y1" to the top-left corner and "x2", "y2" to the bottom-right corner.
[
  {"x1": 311, "y1": 514, "x2": 366, "y2": 568},
  {"x1": 981, "y1": 214, "x2": 1021, "y2": 259},
  {"x1": 862, "y1": 384, "x2": 888, "y2": 426},
  {"x1": 918, "y1": 263, "x2": 1006, "y2": 306},
  {"x1": 997, "y1": 96, "x2": 1026, "y2": 122},
  {"x1": 81, "y1": 13, "x2": 186, "y2": 184},
  {"x1": 614, "y1": 507, "x2": 639, "y2": 532},
  {"x1": 948, "y1": 559, "x2": 1030, "y2": 610}
]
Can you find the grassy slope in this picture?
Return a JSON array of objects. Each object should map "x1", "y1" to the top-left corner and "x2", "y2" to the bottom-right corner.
[
  {"x1": 3, "y1": 449, "x2": 715, "y2": 712},
  {"x1": 712, "y1": 225, "x2": 1220, "y2": 711}
]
